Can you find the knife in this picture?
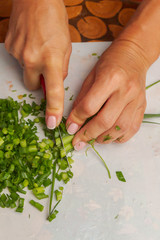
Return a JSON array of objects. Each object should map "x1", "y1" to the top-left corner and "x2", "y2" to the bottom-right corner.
[{"x1": 40, "y1": 75, "x2": 71, "y2": 169}]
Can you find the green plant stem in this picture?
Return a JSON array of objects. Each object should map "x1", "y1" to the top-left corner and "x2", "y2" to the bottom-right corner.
[
  {"x1": 50, "y1": 200, "x2": 61, "y2": 216},
  {"x1": 146, "y1": 80, "x2": 160, "y2": 90},
  {"x1": 49, "y1": 162, "x2": 56, "y2": 214},
  {"x1": 90, "y1": 144, "x2": 111, "y2": 179},
  {"x1": 142, "y1": 120, "x2": 160, "y2": 125},
  {"x1": 144, "y1": 113, "x2": 160, "y2": 119}
]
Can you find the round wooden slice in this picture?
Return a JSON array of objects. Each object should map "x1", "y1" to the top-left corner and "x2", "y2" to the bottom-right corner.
[
  {"x1": 118, "y1": 8, "x2": 136, "y2": 26},
  {"x1": 85, "y1": 0, "x2": 122, "y2": 19},
  {"x1": 0, "y1": 0, "x2": 12, "y2": 17},
  {"x1": 0, "y1": 19, "x2": 9, "y2": 43},
  {"x1": 69, "y1": 24, "x2": 81, "y2": 42},
  {"x1": 77, "y1": 16, "x2": 107, "y2": 39},
  {"x1": 64, "y1": 0, "x2": 83, "y2": 6},
  {"x1": 108, "y1": 24, "x2": 123, "y2": 38},
  {"x1": 66, "y1": 5, "x2": 82, "y2": 19}
]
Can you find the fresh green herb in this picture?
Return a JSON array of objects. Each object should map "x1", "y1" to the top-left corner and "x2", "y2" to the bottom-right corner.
[
  {"x1": 0, "y1": 97, "x2": 74, "y2": 222},
  {"x1": 144, "y1": 114, "x2": 160, "y2": 119},
  {"x1": 146, "y1": 80, "x2": 160, "y2": 90},
  {"x1": 88, "y1": 139, "x2": 111, "y2": 179},
  {"x1": 48, "y1": 200, "x2": 61, "y2": 222},
  {"x1": 115, "y1": 125, "x2": 121, "y2": 131},
  {"x1": 29, "y1": 94, "x2": 35, "y2": 99},
  {"x1": 69, "y1": 95, "x2": 74, "y2": 101},
  {"x1": 88, "y1": 138, "x2": 96, "y2": 145},
  {"x1": 85, "y1": 146, "x2": 91, "y2": 157},
  {"x1": 116, "y1": 171, "x2": 126, "y2": 182},
  {"x1": 29, "y1": 200, "x2": 44, "y2": 212},
  {"x1": 49, "y1": 162, "x2": 56, "y2": 214},
  {"x1": 116, "y1": 136, "x2": 124, "y2": 142},
  {"x1": 103, "y1": 134, "x2": 112, "y2": 142},
  {"x1": 142, "y1": 120, "x2": 160, "y2": 125},
  {"x1": 55, "y1": 189, "x2": 63, "y2": 201},
  {"x1": 84, "y1": 130, "x2": 87, "y2": 136},
  {"x1": 65, "y1": 87, "x2": 69, "y2": 91}
]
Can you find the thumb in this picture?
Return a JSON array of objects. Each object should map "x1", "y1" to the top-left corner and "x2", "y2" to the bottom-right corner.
[{"x1": 43, "y1": 59, "x2": 64, "y2": 129}]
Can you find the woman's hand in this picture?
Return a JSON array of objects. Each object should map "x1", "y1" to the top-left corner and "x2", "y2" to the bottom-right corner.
[
  {"x1": 5, "y1": 0, "x2": 71, "y2": 129},
  {"x1": 66, "y1": 40, "x2": 149, "y2": 150},
  {"x1": 67, "y1": 0, "x2": 160, "y2": 150}
]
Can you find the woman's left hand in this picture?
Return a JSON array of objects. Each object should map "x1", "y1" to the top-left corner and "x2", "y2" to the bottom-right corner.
[{"x1": 66, "y1": 39, "x2": 149, "y2": 150}]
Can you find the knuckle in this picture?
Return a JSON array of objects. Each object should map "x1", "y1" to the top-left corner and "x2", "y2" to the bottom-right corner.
[
  {"x1": 118, "y1": 120, "x2": 131, "y2": 132},
  {"x1": 22, "y1": 49, "x2": 37, "y2": 68},
  {"x1": 47, "y1": 85, "x2": 64, "y2": 98},
  {"x1": 125, "y1": 79, "x2": 141, "y2": 98},
  {"x1": 82, "y1": 100, "x2": 96, "y2": 117}
]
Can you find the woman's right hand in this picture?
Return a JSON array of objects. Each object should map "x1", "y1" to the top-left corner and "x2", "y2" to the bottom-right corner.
[{"x1": 5, "y1": 0, "x2": 72, "y2": 129}]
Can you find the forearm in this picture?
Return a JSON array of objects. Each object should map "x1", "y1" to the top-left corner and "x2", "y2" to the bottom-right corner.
[{"x1": 116, "y1": 0, "x2": 160, "y2": 68}]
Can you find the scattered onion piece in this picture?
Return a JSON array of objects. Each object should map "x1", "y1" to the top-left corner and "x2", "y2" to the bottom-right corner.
[
  {"x1": 77, "y1": 16, "x2": 107, "y2": 39},
  {"x1": 108, "y1": 24, "x2": 123, "y2": 38},
  {"x1": 85, "y1": 0, "x2": 122, "y2": 19},
  {"x1": 0, "y1": 0, "x2": 12, "y2": 17},
  {"x1": 118, "y1": 8, "x2": 136, "y2": 26},
  {"x1": 18, "y1": 95, "x2": 23, "y2": 100},
  {"x1": 64, "y1": 0, "x2": 83, "y2": 6},
  {"x1": 69, "y1": 24, "x2": 81, "y2": 42},
  {"x1": 66, "y1": 5, "x2": 82, "y2": 19},
  {"x1": 0, "y1": 19, "x2": 9, "y2": 43}
]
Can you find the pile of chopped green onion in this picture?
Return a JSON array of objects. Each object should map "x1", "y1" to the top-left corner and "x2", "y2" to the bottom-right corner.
[{"x1": 0, "y1": 97, "x2": 74, "y2": 221}]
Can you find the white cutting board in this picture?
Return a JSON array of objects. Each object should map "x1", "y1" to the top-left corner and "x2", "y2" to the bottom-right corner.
[{"x1": 0, "y1": 43, "x2": 160, "y2": 240}]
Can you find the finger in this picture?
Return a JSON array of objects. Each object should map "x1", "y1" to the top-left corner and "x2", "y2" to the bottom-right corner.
[
  {"x1": 23, "y1": 68, "x2": 41, "y2": 91},
  {"x1": 96, "y1": 99, "x2": 142, "y2": 144},
  {"x1": 115, "y1": 106, "x2": 145, "y2": 143},
  {"x1": 43, "y1": 58, "x2": 64, "y2": 129},
  {"x1": 66, "y1": 72, "x2": 120, "y2": 135},
  {"x1": 72, "y1": 92, "x2": 131, "y2": 150},
  {"x1": 63, "y1": 45, "x2": 72, "y2": 80}
]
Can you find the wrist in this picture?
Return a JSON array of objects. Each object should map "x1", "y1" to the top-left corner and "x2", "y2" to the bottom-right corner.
[
  {"x1": 105, "y1": 39, "x2": 149, "y2": 75},
  {"x1": 116, "y1": 0, "x2": 160, "y2": 67}
]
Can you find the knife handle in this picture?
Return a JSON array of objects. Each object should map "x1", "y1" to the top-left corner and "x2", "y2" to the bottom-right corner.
[{"x1": 40, "y1": 74, "x2": 46, "y2": 99}]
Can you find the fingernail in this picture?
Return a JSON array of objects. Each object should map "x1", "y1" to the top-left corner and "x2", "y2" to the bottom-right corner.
[
  {"x1": 46, "y1": 116, "x2": 56, "y2": 129},
  {"x1": 67, "y1": 123, "x2": 79, "y2": 135},
  {"x1": 74, "y1": 141, "x2": 86, "y2": 151}
]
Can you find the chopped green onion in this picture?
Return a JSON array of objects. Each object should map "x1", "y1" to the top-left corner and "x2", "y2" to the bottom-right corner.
[
  {"x1": 116, "y1": 171, "x2": 126, "y2": 182},
  {"x1": 146, "y1": 80, "x2": 160, "y2": 89},
  {"x1": 103, "y1": 134, "x2": 112, "y2": 142},
  {"x1": 29, "y1": 200, "x2": 44, "y2": 212}
]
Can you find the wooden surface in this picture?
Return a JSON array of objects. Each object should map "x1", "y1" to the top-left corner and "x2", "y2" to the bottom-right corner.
[{"x1": 0, "y1": 0, "x2": 142, "y2": 43}]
